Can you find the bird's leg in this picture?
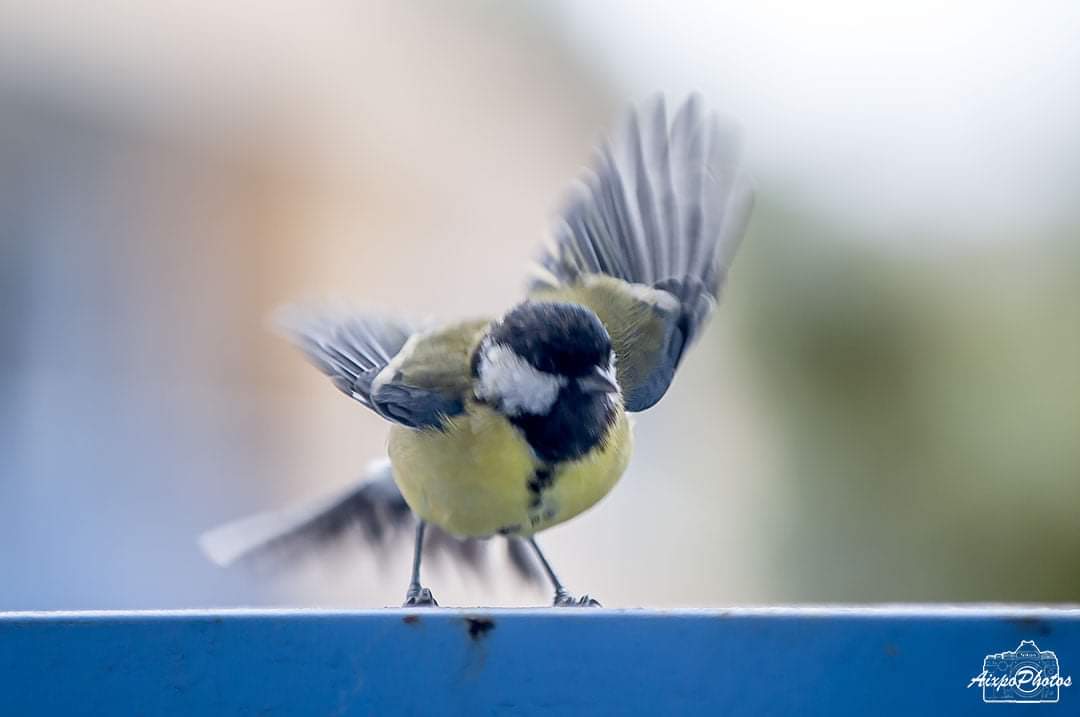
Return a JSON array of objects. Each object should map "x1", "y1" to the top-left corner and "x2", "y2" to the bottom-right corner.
[
  {"x1": 528, "y1": 537, "x2": 601, "y2": 607},
  {"x1": 403, "y1": 521, "x2": 438, "y2": 607}
]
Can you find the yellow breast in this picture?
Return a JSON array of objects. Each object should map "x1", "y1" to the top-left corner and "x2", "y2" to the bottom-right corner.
[{"x1": 387, "y1": 402, "x2": 631, "y2": 538}]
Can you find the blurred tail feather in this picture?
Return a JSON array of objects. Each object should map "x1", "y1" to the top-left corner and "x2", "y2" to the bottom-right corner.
[{"x1": 198, "y1": 459, "x2": 542, "y2": 585}]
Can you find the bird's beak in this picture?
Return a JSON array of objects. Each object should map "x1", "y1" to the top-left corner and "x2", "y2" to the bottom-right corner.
[{"x1": 578, "y1": 366, "x2": 619, "y2": 395}]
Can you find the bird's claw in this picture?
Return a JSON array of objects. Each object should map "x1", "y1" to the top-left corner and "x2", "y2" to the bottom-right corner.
[
  {"x1": 553, "y1": 591, "x2": 602, "y2": 607},
  {"x1": 403, "y1": 587, "x2": 439, "y2": 607}
]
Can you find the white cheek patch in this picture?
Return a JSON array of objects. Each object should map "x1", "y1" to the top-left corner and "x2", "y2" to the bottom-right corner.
[{"x1": 475, "y1": 342, "x2": 565, "y2": 416}]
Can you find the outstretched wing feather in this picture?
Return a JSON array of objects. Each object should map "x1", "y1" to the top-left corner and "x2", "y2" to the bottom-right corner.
[
  {"x1": 529, "y1": 96, "x2": 753, "y2": 411},
  {"x1": 277, "y1": 306, "x2": 477, "y2": 430}
]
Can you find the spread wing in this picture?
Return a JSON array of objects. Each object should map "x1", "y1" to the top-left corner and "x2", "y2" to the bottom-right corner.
[
  {"x1": 529, "y1": 96, "x2": 753, "y2": 411},
  {"x1": 278, "y1": 306, "x2": 487, "y2": 430}
]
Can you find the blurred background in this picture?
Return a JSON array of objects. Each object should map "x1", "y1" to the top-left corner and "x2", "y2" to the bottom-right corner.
[{"x1": 2, "y1": 0, "x2": 1078, "y2": 610}]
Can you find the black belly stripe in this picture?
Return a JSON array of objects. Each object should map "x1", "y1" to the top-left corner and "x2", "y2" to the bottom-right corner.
[{"x1": 526, "y1": 466, "x2": 556, "y2": 508}]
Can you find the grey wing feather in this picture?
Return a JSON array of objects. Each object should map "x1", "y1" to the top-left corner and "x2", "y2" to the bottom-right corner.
[
  {"x1": 276, "y1": 305, "x2": 414, "y2": 410},
  {"x1": 276, "y1": 306, "x2": 462, "y2": 430},
  {"x1": 531, "y1": 95, "x2": 753, "y2": 409},
  {"x1": 372, "y1": 383, "x2": 464, "y2": 431},
  {"x1": 535, "y1": 94, "x2": 753, "y2": 314},
  {"x1": 199, "y1": 460, "x2": 543, "y2": 586}
]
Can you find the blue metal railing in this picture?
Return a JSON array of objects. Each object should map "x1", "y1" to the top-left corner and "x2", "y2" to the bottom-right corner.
[{"x1": 2, "y1": 607, "x2": 1078, "y2": 715}]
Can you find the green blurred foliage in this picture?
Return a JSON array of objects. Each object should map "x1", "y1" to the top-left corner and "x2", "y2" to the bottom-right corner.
[{"x1": 731, "y1": 200, "x2": 1080, "y2": 601}]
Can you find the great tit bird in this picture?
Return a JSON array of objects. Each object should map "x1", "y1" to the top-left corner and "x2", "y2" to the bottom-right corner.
[{"x1": 200, "y1": 96, "x2": 753, "y2": 607}]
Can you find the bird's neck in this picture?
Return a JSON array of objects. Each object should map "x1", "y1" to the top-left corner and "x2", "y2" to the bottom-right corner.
[{"x1": 508, "y1": 388, "x2": 619, "y2": 464}]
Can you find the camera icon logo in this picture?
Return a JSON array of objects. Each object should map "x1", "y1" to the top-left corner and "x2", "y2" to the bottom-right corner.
[{"x1": 968, "y1": 640, "x2": 1072, "y2": 703}]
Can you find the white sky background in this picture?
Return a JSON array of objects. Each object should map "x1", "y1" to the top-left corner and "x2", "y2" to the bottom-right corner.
[{"x1": 553, "y1": 0, "x2": 1080, "y2": 243}]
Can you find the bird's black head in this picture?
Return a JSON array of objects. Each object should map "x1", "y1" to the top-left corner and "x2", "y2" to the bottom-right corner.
[
  {"x1": 489, "y1": 302, "x2": 614, "y2": 378},
  {"x1": 473, "y1": 301, "x2": 620, "y2": 463}
]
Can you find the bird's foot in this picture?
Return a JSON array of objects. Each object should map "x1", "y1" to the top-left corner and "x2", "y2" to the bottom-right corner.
[
  {"x1": 403, "y1": 586, "x2": 439, "y2": 607},
  {"x1": 553, "y1": 590, "x2": 601, "y2": 607}
]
